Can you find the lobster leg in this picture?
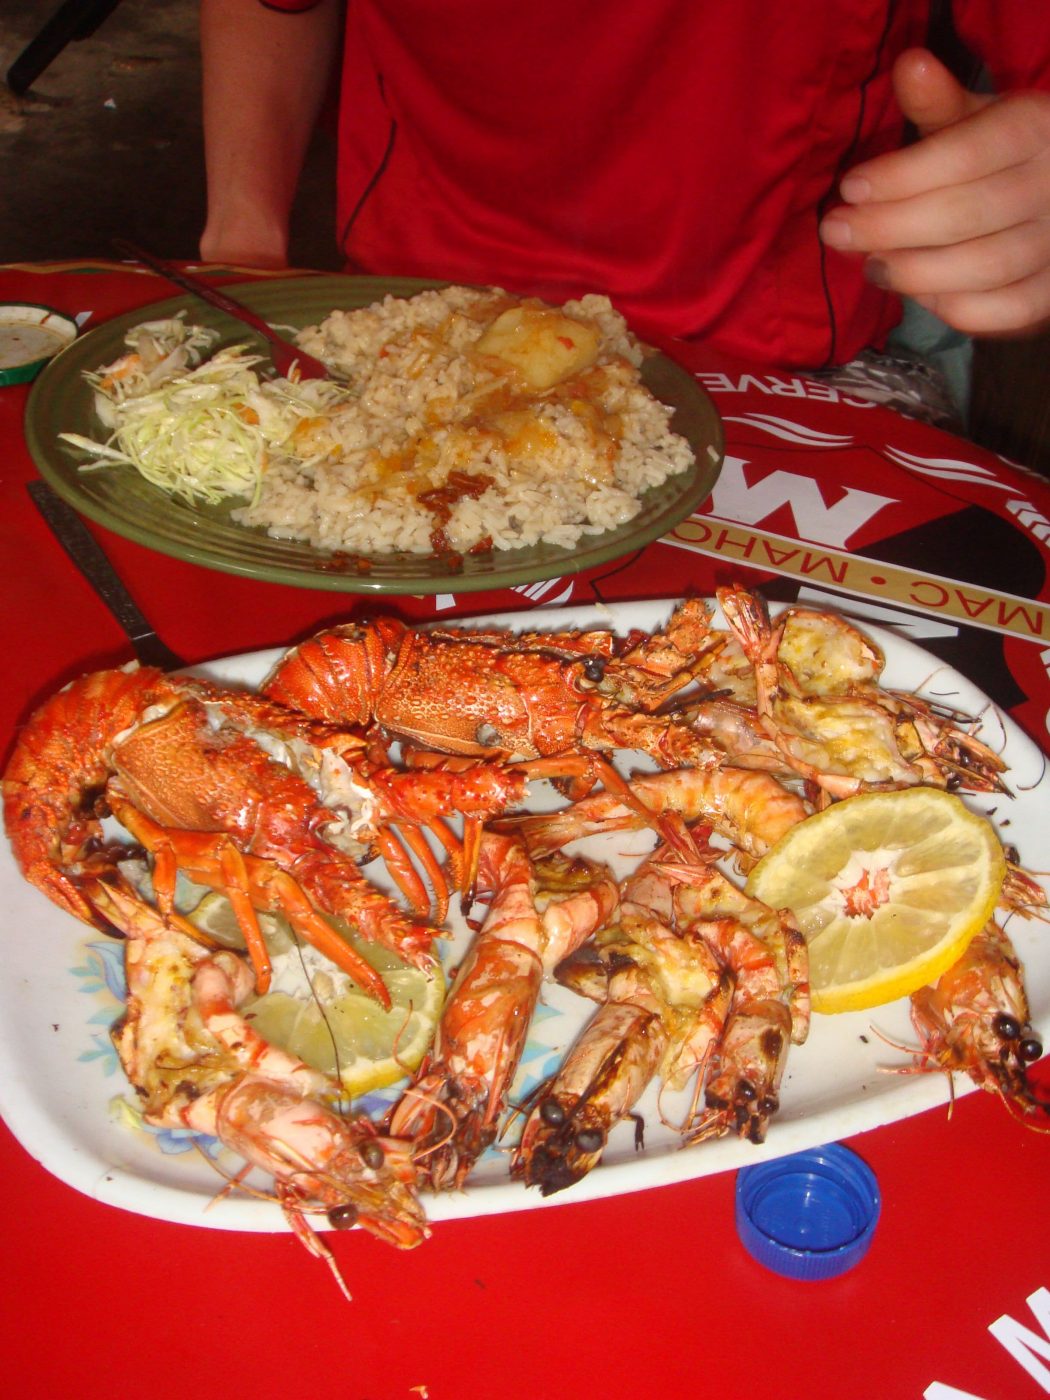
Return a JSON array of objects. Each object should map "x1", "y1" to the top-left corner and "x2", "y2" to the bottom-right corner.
[
  {"x1": 111, "y1": 799, "x2": 393, "y2": 1007},
  {"x1": 262, "y1": 867, "x2": 392, "y2": 1008},
  {"x1": 391, "y1": 823, "x2": 454, "y2": 923},
  {"x1": 459, "y1": 815, "x2": 484, "y2": 910},
  {"x1": 370, "y1": 825, "x2": 435, "y2": 918},
  {"x1": 136, "y1": 810, "x2": 274, "y2": 994},
  {"x1": 218, "y1": 841, "x2": 275, "y2": 995}
]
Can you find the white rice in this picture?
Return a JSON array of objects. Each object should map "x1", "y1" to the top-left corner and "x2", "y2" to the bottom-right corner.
[{"x1": 231, "y1": 286, "x2": 695, "y2": 556}]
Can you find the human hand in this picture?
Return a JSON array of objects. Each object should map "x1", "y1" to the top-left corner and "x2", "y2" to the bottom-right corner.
[{"x1": 819, "y1": 48, "x2": 1050, "y2": 337}]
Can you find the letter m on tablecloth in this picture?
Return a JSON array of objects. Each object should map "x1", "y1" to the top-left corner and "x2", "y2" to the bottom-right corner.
[
  {"x1": 709, "y1": 456, "x2": 894, "y2": 549},
  {"x1": 924, "y1": 1288, "x2": 1050, "y2": 1399},
  {"x1": 988, "y1": 1287, "x2": 1050, "y2": 1392}
]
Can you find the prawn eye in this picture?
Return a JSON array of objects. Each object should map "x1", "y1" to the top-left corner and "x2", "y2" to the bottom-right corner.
[
  {"x1": 574, "y1": 1127, "x2": 605, "y2": 1154},
  {"x1": 327, "y1": 1203, "x2": 359, "y2": 1230},
  {"x1": 540, "y1": 1098, "x2": 566, "y2": 1126},
  {"x1": 581, "y1": 655, "x2": 606, "y2": 683},
  {"x1": 1019, "y1": 1037, "x2": 1042, "y2": 1063},
  {"x1": 993, "y1": 1013, "x2": 1022, "y2": 1041},
  {"x1": 360, "y1": 1140, "x2": 385, "y2": 1171},
  {"x1": 737, "y1": 1079, "x2": 757, "y2": 1102}
]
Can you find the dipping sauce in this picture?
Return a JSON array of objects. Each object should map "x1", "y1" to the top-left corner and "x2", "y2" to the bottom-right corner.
[
  {"x1": 0, "y1": 322, "x2": 67, "y2": 369},
  {"x1": 0, "y1": 304, "x2": 78, "y2": 385}
]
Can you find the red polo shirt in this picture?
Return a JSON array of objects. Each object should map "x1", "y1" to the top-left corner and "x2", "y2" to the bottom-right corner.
[{"x1": 265, "y1": 0, "x2": 1050, "y2": 366}]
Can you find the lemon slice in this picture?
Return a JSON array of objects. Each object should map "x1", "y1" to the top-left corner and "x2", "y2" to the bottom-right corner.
[
  {"x1": 187, "y1": 892, "x2": 444, "y2": 1095},
  {"x1": 745, "y1": 788, "x2": 1006, "y2": 1014}
]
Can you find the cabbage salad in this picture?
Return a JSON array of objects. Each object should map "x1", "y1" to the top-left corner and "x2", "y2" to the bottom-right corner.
[{"x1": 59, "y1": 316, "x2": 352, "y2": 507}]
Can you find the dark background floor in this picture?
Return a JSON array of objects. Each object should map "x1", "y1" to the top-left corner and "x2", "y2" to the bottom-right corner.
[
  {"x1": 2, "y1": 0, "x2": 1047, "y2": 472},
  {"x1": 0, "y1": 0, "x2": 339, "y2": 269}
]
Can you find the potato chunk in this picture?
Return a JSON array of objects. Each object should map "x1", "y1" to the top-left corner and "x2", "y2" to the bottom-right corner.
[{"x1": 475, "y1": 304, "x2": 600, "y2": 390}]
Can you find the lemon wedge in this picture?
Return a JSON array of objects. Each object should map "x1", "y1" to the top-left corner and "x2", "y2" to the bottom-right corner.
[
  {"x1": 187, "y1": 892, "x2": 444, "y2": 1096},
  {"x1": 745, "y1": 788, "x2": 1006, "y2": 1014}
]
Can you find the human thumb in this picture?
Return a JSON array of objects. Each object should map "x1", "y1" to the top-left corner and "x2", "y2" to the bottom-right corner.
[{"x1": 892, "y1": 47, "x2": 987, "y2": 136}]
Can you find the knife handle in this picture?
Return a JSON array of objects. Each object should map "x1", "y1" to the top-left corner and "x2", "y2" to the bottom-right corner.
[{"x1": 27, "y1": 480, "x2": 186, "y2": 671}]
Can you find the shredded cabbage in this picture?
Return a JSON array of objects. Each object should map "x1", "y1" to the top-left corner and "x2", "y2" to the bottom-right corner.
[{"x1": 60, "y1": 318, "x2": 352, "y2": 507}]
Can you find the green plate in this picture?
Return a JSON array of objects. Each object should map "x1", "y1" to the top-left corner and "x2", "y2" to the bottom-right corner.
[{"x1": 24, "y1": 275, "x2": 723, "y2": 594}]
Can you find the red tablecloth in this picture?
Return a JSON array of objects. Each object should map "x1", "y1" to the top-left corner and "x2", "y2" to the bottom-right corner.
[{"x1": 2, "y1": 263, "x2": 1049, "y2": 1400}]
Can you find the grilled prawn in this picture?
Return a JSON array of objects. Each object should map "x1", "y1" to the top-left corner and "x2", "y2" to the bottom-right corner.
[
  {"x1": 512, "y1": 897, "x2": 732, "y2": 1196},
  {"x1": 908, "y1": 922, "x2": 1048, "y2": 1123},
  {"x1": 509, "y1": 763, "x2": 810, "y2": 869},
  {"x1": 389, "y1": 833, "x2": 618, "y2": 1189},
  {"x1": 715, "y1": 585, "x2": 1009, "y2": 798},
  {"x1": 95, "y1": 878, "x2": 427, "y2": 1293}
]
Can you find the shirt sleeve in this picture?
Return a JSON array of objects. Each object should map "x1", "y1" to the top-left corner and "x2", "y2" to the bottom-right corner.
[{"x1": 951, "y1": 0, "x2": 1050, "y2": 91}]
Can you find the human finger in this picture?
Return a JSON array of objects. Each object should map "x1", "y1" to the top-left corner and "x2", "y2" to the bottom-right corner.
[
  {"x1": 912, "y1": 267, "x2": 1050, "y2": 337},
  {"x1": 892, "y1": 48, "x2": 984, "y2": 136},
  {"x1": 838, "y1": 91, "x2": 1048, "y2": 206},
  {"x1": 819, "y1": 159, "x2": 1047, "y2": 254},
  {"x1": 863, "y1": 218, "x2": 1050, "y2": 297}
]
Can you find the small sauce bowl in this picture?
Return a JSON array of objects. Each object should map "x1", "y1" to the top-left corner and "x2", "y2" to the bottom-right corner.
[{"x1": 0, "y1": 303, "x2": 78, "y2": 386}]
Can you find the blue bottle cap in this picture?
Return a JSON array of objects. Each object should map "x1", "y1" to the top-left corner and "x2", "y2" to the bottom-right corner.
[{"x1": 735, "y1": 1143, "x2": 881, "y2": 1281}]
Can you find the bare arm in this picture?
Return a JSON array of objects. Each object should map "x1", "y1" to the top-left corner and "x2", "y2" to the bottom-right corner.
[
  {"x1": 819, "y1": 48, "x2": 1050, "y2": 338},
  {"x1": 199, "y1": 0, "x2": 343, "y2": 267}
]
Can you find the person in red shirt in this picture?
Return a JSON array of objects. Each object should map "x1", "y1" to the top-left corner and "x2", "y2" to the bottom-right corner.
[{"x1": 199, "y1": 1, "x2": 1050, "y2": 385}]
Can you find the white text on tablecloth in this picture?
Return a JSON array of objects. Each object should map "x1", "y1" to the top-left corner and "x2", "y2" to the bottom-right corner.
[{"x1": 925, "y1": 1286, "x2": 1050, "y2": 1397}]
